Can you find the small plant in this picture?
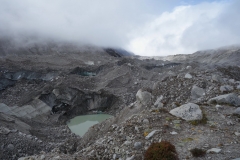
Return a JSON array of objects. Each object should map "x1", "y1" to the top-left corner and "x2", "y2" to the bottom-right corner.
[
  {"x1": 159, "y1": 108, "x2": 168, "y2": 113},
  {"x1": 190, "y1": 148, "x2": 206, "y2": 157},
  {"x1": 144, "y1": 141, "x2": 179, "y2": 160},
  {"x1": 144, "y1": 131, "x2": 149, "y2": 137},
  {"x1": 190, "y1": 110, "x2": 208, "y2": 126}
]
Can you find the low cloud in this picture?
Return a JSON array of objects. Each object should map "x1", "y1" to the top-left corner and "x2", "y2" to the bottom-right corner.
[
  {"x1": 0, "y1": 0, "x2": 175, "y2": 47},
  {"x1": 0, "y1": 0, "x2": 239, "y2": 56},
  {"x1": 127, "y1": 0, "x2": 240, "y2": 56}
]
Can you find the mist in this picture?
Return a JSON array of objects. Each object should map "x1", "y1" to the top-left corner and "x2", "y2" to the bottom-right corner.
[{"x1": 0, "y1": 0, "x2": 240, "y2": 56}]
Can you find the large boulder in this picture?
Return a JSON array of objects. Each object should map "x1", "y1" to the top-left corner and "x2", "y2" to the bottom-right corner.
[
  {"x1": 208, "y1": 93, "x2": 240, "y2": 107},
  {"x1": 136, "y1": 89, "x2": 152, "y2": 107},
  {"x1": 191, "y1": 85, "x2": 205, "y2": 100},
  {"x1": 169, "y1": 103, "x2": 202, "y2": 121}
]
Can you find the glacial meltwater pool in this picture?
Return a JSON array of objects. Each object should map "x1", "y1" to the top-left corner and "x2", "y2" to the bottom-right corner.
[{"x1": 67, "y1": 114, "x2": 112, "y2": 136}]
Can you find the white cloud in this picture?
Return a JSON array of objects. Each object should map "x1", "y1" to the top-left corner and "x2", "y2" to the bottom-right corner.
[
  {"x1": 0, "y1": 1, "x2": 124, "y2": 46},
  {"x1": 0, "y1": 0, "x2": 240, "y2": 56},
  {"x1": 0, "y1": 0, "x2": 176, "y2": 47},
  {"x1": 127, "y1": 1, "x2": 240, "y2": 56}
]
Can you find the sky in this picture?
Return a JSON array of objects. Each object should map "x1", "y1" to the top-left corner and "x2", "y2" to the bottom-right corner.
[{"x1": 0, "y1": 0, "x2": 239, "y2": 56}]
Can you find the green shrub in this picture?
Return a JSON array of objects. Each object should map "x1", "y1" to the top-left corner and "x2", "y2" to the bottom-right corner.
[
  {"x1": 144, "y1": 141, "x2": 179, "y2": 160},
  {"x1": 190, "y1": 148, "x2": 206, "y2": 157}
]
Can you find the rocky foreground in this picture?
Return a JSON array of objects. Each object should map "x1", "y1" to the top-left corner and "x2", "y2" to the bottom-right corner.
[{"x1": 0, "y1": 40, "x2": 240, "y2": 160}]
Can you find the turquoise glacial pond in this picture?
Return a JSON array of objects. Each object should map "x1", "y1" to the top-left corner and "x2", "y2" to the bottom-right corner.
[{"x1": 67, "y1": 114, "x2": 112, "y2": 136}]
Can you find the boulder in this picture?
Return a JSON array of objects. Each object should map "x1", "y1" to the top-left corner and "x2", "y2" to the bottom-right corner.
[
  {"x1": 220, "y1": 85, "x2": 233, "y2": 93},
  {"x1": 191, "y1": 85, "x2": 205, "y2": 100},
  {"x1": 169, "y1": 103, "x2": 202, "y2": 121},
  {"x1": 208, "y1": 93, "x2": 240, "y2": 107},
  {"x1": 136, "y1": 89, "x2": 152, "y2": 106}
]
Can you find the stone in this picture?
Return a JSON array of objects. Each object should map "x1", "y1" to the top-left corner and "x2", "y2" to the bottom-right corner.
[
  {"x1": 126, "y1": 155, "x2": 135, "y2": 160},
  {"x1": 227, "y1": 121, "x2": 234, "y2": 125},
  {"x1": 136, "y1": 89, "x2": 152, "y2": 106},
  {"x1": 40, "y1": 155, "x2": 45, "y2": 160},
  {"x1": 169, "y1": 103, "x2": 203, "y2": 121},
  {"x1": 212, "y1": 75, "x2": 223, "y2": 83},
  {"x1": 143, "y1": 119, "x2": 149, "y2": 124},
  {"x1": 235, "y1": 132, "x2": 240, "y2": 136},
  {"x1": 186, "y1": 66, "x2": 192, "y2": 70},
  {"x1": 0, "y1": 127, "x2": 11, "y2": 135},
  {"x1": 191, "y1": 85, "x2": 205, "y2": 100},
  {"x1": 134, "y1": 142, "x2": 142, "y2": 149},
  {"x1": 237, "y1": 85, "x2": 240, "y2": 90},
  {"x1": 185, "y1": 73, "x2": 192, "y2": 79},
  {"x1": 7, "y1": 144, "x2": 14, "y2": 151},
  {"x1": 229, "y1": 79, "x2": 235, "y2": 83},
  {"x1": 135, "y1": 126, "x2": 140, "y2": 133},
  {"x1": 26, "y1": 135, "x2": 32, "y2": 139},
  {"x1": 123, "y1": 141, "x2": 132, "y2": 146},
  {"x1": 208, "y1": 93, "x2": 240, "y2": 107},
  {"x1": 231, "y1": 158, "x2": 240, "y2": 160},
  {"x1": 206, "y1": 148, "x2": 221, "y2": 153},
  {"x1": 154, "y1": 96, "x2": 163, "y2": 108},
  {"x1": 220, "y1": 85, "x2": 234, "y2": 93},
  {"x1": 170, "y1": 131, "x2": 178, "y2": 135},
  {"x1": 145, "y1": 130, "x2": 159, "y2": 140},
  {"x1": 113, "y1": 154, "x2": 117, "y2": 160},
  {"x1": 233, "y1": 107, "x2": 240, "y2": 115},
  {"x1": 215, "y1": 105, "x2": 224, "y2": 110}
]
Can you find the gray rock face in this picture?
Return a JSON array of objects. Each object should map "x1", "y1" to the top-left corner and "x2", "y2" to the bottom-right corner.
[
  {"x1": 220, "y1": 85, "x2": 234, "y2": 93},
  {"x1": 169, "y1": 103, "x2": 203, "y2": 121},
  {"x1": 208, "y1": 93, "x2": 240, "y2": 106},
  {"x1": 233, "y1": 107, "x2": 240, "y2": 115},
  {"x1": 191, "y1": 85, "x2": 205, "y2": 100},
  {"x1": 136, "y1": 89, "x2": 152, "y2": 106},
  {"x1": 185, "y1": 73, "x2": 192, "y2": 79}
]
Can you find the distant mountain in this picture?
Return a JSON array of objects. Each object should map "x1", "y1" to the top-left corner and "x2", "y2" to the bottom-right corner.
[
  {"x1": 104, "y1": 48, "x2": 134, "y2": 57},
  {"x1": 150, "y1": 47, "x2": 240, "y2": 66}
]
